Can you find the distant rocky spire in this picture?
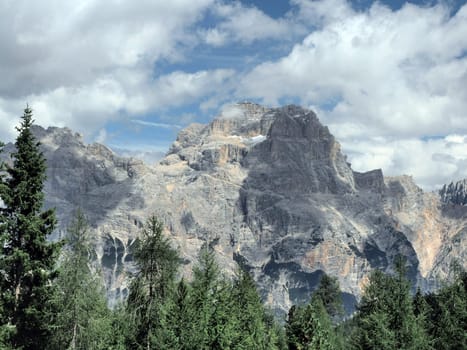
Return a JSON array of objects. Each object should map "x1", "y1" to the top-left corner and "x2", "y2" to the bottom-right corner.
[{"x1": 440, "y1": 179, "x2": 467, "y2": 205}]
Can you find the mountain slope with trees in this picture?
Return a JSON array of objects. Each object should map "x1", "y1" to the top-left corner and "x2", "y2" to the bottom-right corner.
[
  {"x1": 1, "y1": 103, "x2": 466, "y2": 317},
  {"x1": 0, "y1": 107, "x2": 465, "y2": 348}
]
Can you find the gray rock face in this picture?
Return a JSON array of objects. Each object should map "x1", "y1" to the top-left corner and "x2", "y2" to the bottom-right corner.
[
  {"x1": 1, "y1": 103, "x2": 465, "y2": 314},
  {"x1": 440, "y1": 179, "x2": 467, "y2": 205}
]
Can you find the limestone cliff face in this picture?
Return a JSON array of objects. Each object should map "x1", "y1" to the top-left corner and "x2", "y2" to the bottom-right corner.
[{"x1": 2, "y1": 103, "x2": 465, "y2": 314}]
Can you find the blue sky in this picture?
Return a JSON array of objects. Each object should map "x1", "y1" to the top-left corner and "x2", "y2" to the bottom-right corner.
[{"x1": 1, "y1": 0, "x2": 467, "y2": 189}]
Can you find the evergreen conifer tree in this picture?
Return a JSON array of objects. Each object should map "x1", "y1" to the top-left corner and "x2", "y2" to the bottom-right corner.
[
  {"x1": 125, "y1": 215, "x2": 179, "y2": 350},
  {"x1": 353, "y1": 259, "x2": 432, "y2": 350},
  {"x1": 158, "y1": 278, "x2": 192, "y2": 349},
  {"x1": 307, "y1": 297, "x2": 338, "y2": 350},
  {"x1": 313, "y1": 273, "x2": 344, "y2": 322},
  {"x1": 0, "y1": 107, "x2": 61, "y2": 349},
  {"x1": 230, "y1": 268, "x2": 274, "y2": 349},
  {"x1": 286, "y1": 295, "x2": 340, "y2": 349},
  {"x1": 427, "y1": 265, "x2": 467, "y2": 350},
  {"x1": 189, "y1": 244, "x2": 230, "y2": 349},
  {"x1": 49, "y1": 209, "x2": 113, "y2": 350}
]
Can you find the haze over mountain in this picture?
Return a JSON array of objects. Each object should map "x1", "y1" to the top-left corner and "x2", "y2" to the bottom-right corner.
[{"x1": 2, "y1": 103, "x2": 465, "y2": 315}]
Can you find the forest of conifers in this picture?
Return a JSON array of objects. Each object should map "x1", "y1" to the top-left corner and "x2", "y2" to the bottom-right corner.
[{"x1": 0, "y1": 109, "x2": 465, "y2": 350}]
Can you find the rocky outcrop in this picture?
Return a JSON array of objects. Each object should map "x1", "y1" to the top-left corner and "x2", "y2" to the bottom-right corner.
[
  {"x1": 1, "y1": 103, "x2": 465, "y2": 315},
  {"x1": 440, "y1": 179, "x2": 467, "y2": 205}
]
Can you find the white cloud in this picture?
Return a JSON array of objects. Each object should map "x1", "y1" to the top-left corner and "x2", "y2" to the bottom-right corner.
[
  {"x1": 0, "y1": 0, "x2": 214, "y2": 141},
  {"x1": 341, "y1": 134, "x2": 467, "y2": 191},
  {"x1": 236, "y1": 0, "x2": 467, "y2": 188},
  {"x1": 131, "y1": 120, "x2": 182, "y2": 129},
  {"x1": 111, "y1": 146, "x2": 166, "y2": 165},
  {"x1": 219, "y1": 104, "x2": 246, "y2": 119},
  {"x1": 150, "y1": 69, "x2": 235, "y2": 108},
  {"x1": 2, "y1": 0, "x2": 467, "y2": 191},
  {"x1": 199, "y1": 1, "x2": 304, "y2": 46},
  {"x1": 0, "y1": 67, "x2": 234, "y2": 144},
  {"x1": 95, "y1": 128, "x2": 107, "y2": 144},
  {"x1": 203, "y1": 28, "x2": 229, "y2": 46},
  {"x1": 240, "y1": 1, "x2": 467, "y2": 136},
  {"x1": 0, "y1": 0, "x2": 213, "y2": 96}
]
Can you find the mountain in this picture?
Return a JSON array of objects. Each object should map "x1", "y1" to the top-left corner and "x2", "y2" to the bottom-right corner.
[{"x1": 1, "y1": 103, "x2": 466, "y2": 314}]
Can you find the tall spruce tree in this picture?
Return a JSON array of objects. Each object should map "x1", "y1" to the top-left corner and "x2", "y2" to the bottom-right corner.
[
  {"x1": 426, "y1": 265, "x2": 467, "y2": 350},
  {"x1": 157, "y1": 278, "x2": 192, "y2": 349},
  {"x1": 353, "y1": 260, "x2": 432, "y2": 350},
  {"x1": 286, "y1": 296, "x2": 340, "y2": 350},
  {"x1": 0, "y1": 107, "x2": 61, "y2": 349},
  {"x1": 188, "y1": 244, "x2": 229, "y2": 349},
  {"x1": 49, "y1": 209, "x2": 113, "y2": 350},
  {"x1": 313, "y1": 273, "x2": 344, "y2": 322},
  {"x1": 230, "y1": 268, "x2": 274, "y2": 349},
  {"x1": 125, "y1": 215, "x2": 180, "y2": 350}
]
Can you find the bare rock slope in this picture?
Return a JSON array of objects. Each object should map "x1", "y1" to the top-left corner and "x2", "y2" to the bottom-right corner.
[{"x1": 3, "y1": 103, "x2": 465, "y2": 314}]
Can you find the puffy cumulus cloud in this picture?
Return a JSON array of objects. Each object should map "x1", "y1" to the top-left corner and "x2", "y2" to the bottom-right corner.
[
  {"x1": 0, "y1": 67, "x2": 234, "y2": 142},
  {"x1": 340, "y1": 134, "x2": 467, "y2": 191},
  {"x1": 237, "y1": 0, "x2": 467, "y2": 188},
  {"x1": 0, "y1": 0, "x2": 213, "y2": 97},
  {"x1": 150, "y1": 69, "x2": 235, "y2": 108},
  {"x1": 199, "y1": 1, "x2": 304, "y2": 46},
  {"x1": 0, "y1": 0, "x2": 214, "y2": 141},
  {"x1": 95, "y1": 128, "x2": 108, "y2": 144},
  {"x1": 241, "y1": 1, "x2": 467, "y2": 137},
  {"x1": 291, "y1": 0, "x2": 355, "y2": 26}
]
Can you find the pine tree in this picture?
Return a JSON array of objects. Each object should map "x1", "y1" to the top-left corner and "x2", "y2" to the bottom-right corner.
[
  {"x1": 353, "y1": 259, "x2": 432, "y2": 350},
  {"x1": 49, "y1": 209, "x2": 113, "y2": 350},
  {"x1": 427, "y1": 265, "x2": 467, "y2": 350},
  {"x1": 286, "y1": 295, "x2": 340, "y2": 350},
  {"x1": 230, "y1": 268, "x2": 274, "y2": 349},
  {"x1": 0, "y1": 107, "x2": 61, "y2": 349},
  {"x1": 285, "y1": 304, "x2": 306, "y2": 350},
  {"x1": 313, "y1": 273, "x2": 344, "y2": 322},
  {"x1": 307, "y1": 297, "x2": 338, "y2": 350},
  {"x1": 125, "y1": 215, "x2": 179, "y2": 350},
  {"x1": 158, "y1": 278, "x2": 192, "y2": 349},
  {"x1": 188, "y1": 244, "x2": 225, "y2": 349}
]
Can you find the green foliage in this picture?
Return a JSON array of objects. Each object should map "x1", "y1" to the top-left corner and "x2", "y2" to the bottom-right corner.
[
  {"x1": 188, "y1": 244, "x2": 233, "y2": 349},
  {"x1": 1, "y1": 112, "x2": 465, "y2": 348},
  {"x1": 313, "y1": 273, "x2": 344, "y2": 321},
  {"x1": 286, "y1": 296, "x2": 340, "y2": 350},
  {"x1": 49, "y1": 209, "x2": 113, "y2": 350},
  {"x1": 125, "y1": 215, "x2": 180, "y2": 349},
  {"x1": 424, "y1": 265, "x2": 467, "y2": 350},
  {"x1": 230, "y1": 268, "x2": 278, "y2": 349},
  {"x1": 156, "y1": 278, "x2": 192, "y2": 349},
  {"x1": 352, "y1": 259, "x2": 432, "y2": 350},
  {"x1": 307, "y1": 297, "x2": 338, "y2": 350},
  {"x1": 0, "y1": 107, "x2": 61, "y2": 349}
]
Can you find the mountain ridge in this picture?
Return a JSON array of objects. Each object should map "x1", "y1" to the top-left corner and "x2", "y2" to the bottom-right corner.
[{"x1": 1, "y1": 103, "x2": 465, "y2": 314}]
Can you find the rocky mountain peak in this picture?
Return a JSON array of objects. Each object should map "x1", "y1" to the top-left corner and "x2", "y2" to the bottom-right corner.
[
  {"x1": 167, "y1": 104, "x2": 356, "y2": 190},
  {"x1": 209, "y1": 102, "x2": 273, "y2": 138},
  {"x1": 241, "y1": 105, "x2": 356, "y2": 195},
  {"x1": 439, "y1": 179, "x2": 467, "y2": 205},
  {"x1": 2, "y1": 104, "x2": 465, "y2": 314},
  {"x1": 31, "y1": 124, "x2": 85, "y2": 151}
]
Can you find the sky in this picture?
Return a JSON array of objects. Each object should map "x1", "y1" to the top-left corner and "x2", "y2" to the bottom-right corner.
[{"x1": 1, "y1": 0, "x2": 467, "y2": 190}]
